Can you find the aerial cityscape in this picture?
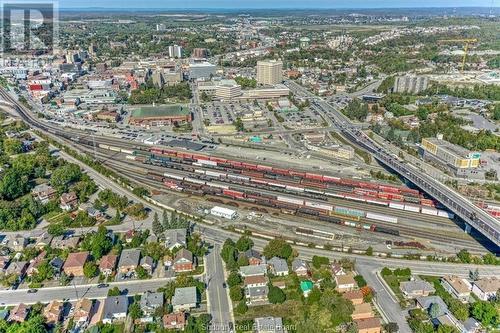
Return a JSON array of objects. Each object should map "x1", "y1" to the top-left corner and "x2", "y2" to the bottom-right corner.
[{"x1": 0, "y1": 1, "x2": 499, "y2": 333}]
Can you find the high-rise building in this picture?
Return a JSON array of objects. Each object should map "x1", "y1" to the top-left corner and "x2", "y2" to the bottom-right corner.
[
  {"x1": 256, "y1": 60, "x2": 283, "y2": 85},
  {"x1": 394, "y1": 75, "x2": 429, "y2": 94},
  {"x1": 192, "y1": 48, "x2": 208, "y2": 59},
  {"x1": 168, "y1": 45, "x2": 182, "y2": 58}
]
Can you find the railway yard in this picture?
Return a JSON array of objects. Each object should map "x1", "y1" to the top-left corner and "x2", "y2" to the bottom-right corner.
[
  {"x1": 68, "y1": 135, "x2": 490, "y2": 256},
  {"x1": 1, "y1": 85, "x2": 497, "y2": 256}
]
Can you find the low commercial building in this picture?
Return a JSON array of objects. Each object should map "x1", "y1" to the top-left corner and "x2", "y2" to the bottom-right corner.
[
  {"x1": 242, "y1": 84, "x2": 290, "y2": 100},
  {"x1": 129, "y1": 105, "x2": 191, "y2": 127},
  {"x1": 215, "y1": 79, "x2": 242, "y2": 100},
  {"x1": 420, "y1": 136, "x2": 483, "y2": 179},
  {"x1": 210, "y1": 206, "x2": 237, "y2": 219}
]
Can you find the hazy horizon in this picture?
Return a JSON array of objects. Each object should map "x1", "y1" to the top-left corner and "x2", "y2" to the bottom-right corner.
[{"x1": 57, "y1": 0, "x2": 498, "y2": 9}]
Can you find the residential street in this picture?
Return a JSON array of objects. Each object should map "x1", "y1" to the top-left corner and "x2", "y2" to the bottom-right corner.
[{"x1": 206, "y1": 244, "x2": 234, "y2": 333}]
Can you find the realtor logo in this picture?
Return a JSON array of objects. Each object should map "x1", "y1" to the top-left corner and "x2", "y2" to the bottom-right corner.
[{"x1": 1, "y1": 0, "x2": 58, "y2": 55}]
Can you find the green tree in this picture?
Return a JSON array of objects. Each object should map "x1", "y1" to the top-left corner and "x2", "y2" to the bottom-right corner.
[
  {"x1": 312, "y1": 255, "x2": 330, "y2": 269},
  {"x1": 229, "y1": 286, "x2": 244, "y2": 302},
  {"x1": 129, "y1": 301, "x2": 143, "y2": 320},
  {"x1": 136, "y1": 266, "x2": 150, "y2": 280},
  {"x1": 234, "y1": 300, "x2": 248, "y2": 314},
  {"x1": 3, "y1": 138, "x2": 23, "y2": 155},
  {"x1": 365, "y1": 246, "x2": 374, "y2": 256},
  {"x1": 471, "y1": 301, "x2": 499, "y2": 326},
  {"x1": 429, "y1": 302, "x2": 441, "y2": 318},
  {"x1": 263, "y1": 238, "x2": 293, "y2": 259},
  {"x1": 107, "y1": 286, "x2": 121, "y2": 296},
  {"x1": 268, "y1": 285, "x2": 286, "y2": 304},
  {"x1": 227, "y1": 271, "x2": 242, "y2": 288},
  {"x1": 457, "y1": 249, "x2": 471, "y2": 263},
  {"x1": 235, "y1": 235, "x2": 253, "y2": 252},
  {"x1": 50, "y1": 163, "x2": 82, "y2": 192},
  {"x1": 152, "y1": 212, "x2": 163, "y2": 236},
  {"x1": 83, "y1": 261, "x2": 98, "y2": 278}
]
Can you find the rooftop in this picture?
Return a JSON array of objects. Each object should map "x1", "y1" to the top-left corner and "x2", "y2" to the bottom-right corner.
[{"x1": 172, "y1": 287, "x2": 198, "y2": 306}]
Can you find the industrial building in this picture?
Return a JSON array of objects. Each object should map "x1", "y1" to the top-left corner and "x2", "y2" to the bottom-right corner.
[
  {"x1": 210, "y1": 206, "x2": 237, "y2": 219},
  {"x1": 420, "y1": 135, "x2": 484, "y2": 179},
  {"x1": 129, "y1": 105, "x2": 191, "y2": 127},
  {"x1": 256, "y1": 60, "x2": 283, "y2": 85}
]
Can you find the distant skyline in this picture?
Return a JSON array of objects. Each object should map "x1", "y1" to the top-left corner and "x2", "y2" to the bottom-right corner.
[{"x1": 58, "y1": 0, "x2": 498, "y2": 9}]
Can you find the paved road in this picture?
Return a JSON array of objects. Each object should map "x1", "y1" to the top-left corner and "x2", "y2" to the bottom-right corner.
[
  {"x1": 0, "y1": 277, "x2": 177, "y2": 306},
  {"x1": 357, "y1": 264, "x2": 411, "y2": 333},
  {"x1": 206, "y1": 245, "x2": 234, "y2": 333}
]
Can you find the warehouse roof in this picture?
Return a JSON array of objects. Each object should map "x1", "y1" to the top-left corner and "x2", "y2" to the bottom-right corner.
[{"x1": 131, "y1": 105, "x2": 189, "y2": 119}]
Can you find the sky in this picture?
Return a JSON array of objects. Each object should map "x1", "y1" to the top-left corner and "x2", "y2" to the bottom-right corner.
[{"x1": 58, "y1": 0, "x2": 497, "y2": 9}]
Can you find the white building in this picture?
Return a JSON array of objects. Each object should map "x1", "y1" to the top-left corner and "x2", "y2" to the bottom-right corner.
[
  {"x1": 210, "y1": 206, "x2": 237, "y2": 219},
  {"x1": 472, "y1": 277, "x2": 500, "y2": 301}
]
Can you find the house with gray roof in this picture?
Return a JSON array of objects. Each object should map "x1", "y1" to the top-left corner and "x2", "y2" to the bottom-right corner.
[
  {"x1": 164, "y1": 228, "x2": 187, "y2": 250},
  {"x1": 246, "y1": 286, "x2": 269, "y2": 305},
  {"x1": 140, "y1": 291, "x2": 164, "y2": 322},
  {"x1": 291, "y1": 258, "x2": 309, "y2": 277},
  {"x1": 400, "y1": 278, "x2": 436, "y2": 298},
  {"x1": 117, "y1": 249, "x2": 141, "y2": 274},
  {"x1": 100, "y1": 296, "x2": 128, "y2": 324},
  {"x1": 239, "y1": 264, "x2": 266, "y2": 277},
  {"x1": 172, "y1": 287, "x2": 198, "y2": 312},
  {"x1": 140, "y1": 256, "x2": 155, "y2": 274},
  {"x1": 416, "y1": 296, "x2": 448, "y2": 318},
  {"x1": 268, "y1": 257, "x2": 288, "y2": 276}
]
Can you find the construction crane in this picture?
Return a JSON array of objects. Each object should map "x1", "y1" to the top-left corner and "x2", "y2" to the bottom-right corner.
[{"x1": 438, "y1": 38, "x2": 478, "y2": 72}]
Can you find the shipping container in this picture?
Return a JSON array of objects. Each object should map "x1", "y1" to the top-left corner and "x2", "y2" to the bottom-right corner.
[
  {"x1": 403, "y1": 204, "x2": 420, "y2": 213},
  {"x1": 324, "y1": 192, "x2": 345, "y2": 199},
  {"x1": 438, "y1": 210, "x2": 455, "y2": 219},
  {"x1": 207, "y1": 182, "x2": 230, "y2": 190},
  {"x1": 125, "y1": 155, "x2": 136, "y2": 160},
  {"x1": 163, "y1": 172, "x2": 184, "y2": 181},
  {"x1": 185, "y1": 177, "x2": 206, "y2": 185},
  {"x1": 366, "y1": 199, "x2": 389, "y2": 206},
  {"x1": 198, "y1": 159, "x2": 217, "y2": 167},
  {"x1": 277, "y1": 196, "x2": 304, "y2": 206},
  {"x1": 421, "y1": 207, "x2": 438, "y2": 216},
  {"x1": 109, "y1": 146, "x2": 121, "y2": 152},
  {"x1": 323, "y1": 175, "x2": 341, "y2": 182},
  {"x1": 366, "y1": 212, "x2": 398, "y2": 223},
  {"x1": 334, "y1": 206, "x2": 365, "y2": 217},
  {"x1": 305, "y1": 188, "x2": 324, "y2": 195},
  {"x1": 305, "y1": 201, "x2": 334, "y2": 211},
  {"x1": 256, "y1": 164, "x2": 273, "y2": 172},
  {"x1": 286, "y1": 185, "x2": 305, "y2": 192},
  {"x1": 305, "y1": 173, "x2": 323, "y2": 181},
  {"x1": 389, "y1": 202, "x2": 405, "y2": 210}
]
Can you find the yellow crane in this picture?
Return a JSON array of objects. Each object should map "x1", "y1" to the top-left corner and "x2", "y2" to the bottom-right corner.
[{"x1": 438, "y1": 38, "x2": 478, "y2": 72}]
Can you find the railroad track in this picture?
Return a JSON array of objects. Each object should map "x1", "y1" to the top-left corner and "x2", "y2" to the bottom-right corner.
[{"x1": 91, "y1": 150, "x2": 485, "y2": 250}]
